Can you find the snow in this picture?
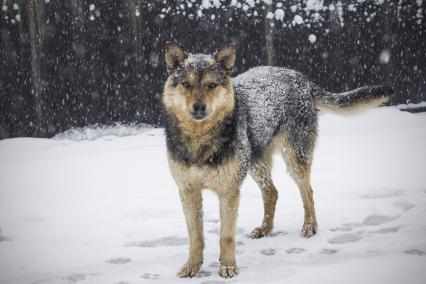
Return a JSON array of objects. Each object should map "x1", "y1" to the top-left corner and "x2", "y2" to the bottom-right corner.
[
  {"x1": 379, "y1": 49, "x2": 391, "y2": 64},
  {"x1": 348, "y1": 3, "x2": 357, "y2": 12},
  {"x1": 53, "y1": 123, "x2": 153, "y2": 141},
  {"x1": 396, "y1": 101, "x2": 426, "y2": 110},
  {"x1": 293, "y1": 15, "x2": 304, "y2": 25},
  {"x1": 89, "y1": 4, "x2": 95, "y2": 11},
  {"x1": 153, "y1": 1, "x2": 423, "y2": 27},
  {"x1": 305, "y1": 0, "x2": 324, "y2": 11},
  {"x1": 274, "y1": 9, "x2": 285, "y2": 21},
  {"x1": 1, "y1": 108, "x2": 426, "y2": 283},
  {"x1": 308, "y1": 34, "x2": 317, "y2": 43},
  {"x1": 200, "y1": 0, "x2": 212, "y2": 9},
  {"x1": 246, "y1": 0, "x2": 255, "y2": 7}
]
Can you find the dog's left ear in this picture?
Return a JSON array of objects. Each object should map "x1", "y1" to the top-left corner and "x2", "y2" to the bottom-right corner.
[
  {"x1": 165, "y1": 42, "x2": 188, "y2": 75},
  {"x1": 214, "y1": 46, "x2": 236, "y2": 76}
]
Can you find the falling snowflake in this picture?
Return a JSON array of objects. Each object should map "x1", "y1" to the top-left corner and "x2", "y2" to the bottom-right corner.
[
  {"x1": 293, "y1": 15, "x2": 303, "y2": 25},
  {"x1": 274, "y1": 9, "x2": 284, "y2": 21},
  {"x1": 308, "y1": 34, "x2": 317, "y2": 43},
  {"x1": 379, "y1": 49, "x2": 391, "y2": 64}
]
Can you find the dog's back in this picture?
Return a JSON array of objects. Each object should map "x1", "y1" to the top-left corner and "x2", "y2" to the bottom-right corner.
[
  {"x1": 233, "y1": 65, "x2": 392, "y2": 164},
  {"x1": 234, "y1": 66, "x2": 318, "y2": 164}
]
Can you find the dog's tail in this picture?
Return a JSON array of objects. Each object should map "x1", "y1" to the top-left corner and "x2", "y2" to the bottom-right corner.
[{"x1": 313, "y1": 85, "x2": 393, "y2": 115}]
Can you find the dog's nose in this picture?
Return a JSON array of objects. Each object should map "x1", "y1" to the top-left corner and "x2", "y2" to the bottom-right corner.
[
  {"x1": 193, "y1": 102, "x2": 206, "y2": 113},
  {"x1": 192, "y1": 102, "x2": 207, "y2": 120}
]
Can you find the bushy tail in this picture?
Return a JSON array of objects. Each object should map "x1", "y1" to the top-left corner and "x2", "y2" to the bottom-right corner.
[{"x1": 314, "y1": 85, "x2": 393, "y2": 115}]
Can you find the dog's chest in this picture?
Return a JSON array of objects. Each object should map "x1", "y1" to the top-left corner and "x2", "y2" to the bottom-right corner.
[{"x1": 169, "y1": 156, "x2": 244, "y2": 191}]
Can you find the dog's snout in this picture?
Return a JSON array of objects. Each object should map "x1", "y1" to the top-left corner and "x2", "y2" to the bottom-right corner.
[
  {"x1": 193, "y1": 102, "x2": 206, "y2": 113},
  {"x1": 191, "y1": 102, "x2": 207, "y2": 120}
]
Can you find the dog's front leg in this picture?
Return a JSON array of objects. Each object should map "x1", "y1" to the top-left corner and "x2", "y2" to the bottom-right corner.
[
  {"x1": 177, "y1": 187, "x2": 204, "y2": 278},
  {"x1": 218, "y1": 188, "x2": 240, "y2": 278}
]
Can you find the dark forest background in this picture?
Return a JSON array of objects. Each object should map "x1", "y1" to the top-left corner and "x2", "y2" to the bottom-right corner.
[{"x1": 0, "y1": 0, "x2": 425, "y2": 139}]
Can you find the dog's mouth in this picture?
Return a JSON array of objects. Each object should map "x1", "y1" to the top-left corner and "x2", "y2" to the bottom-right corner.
[{"x1": 190, "y1": 111, "x2": 208, "y2": 121}]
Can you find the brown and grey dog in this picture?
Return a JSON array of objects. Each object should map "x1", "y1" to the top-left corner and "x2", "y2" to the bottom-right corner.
[{"x1": 162, "y1": 42, "x2": 392, "y2": 278}]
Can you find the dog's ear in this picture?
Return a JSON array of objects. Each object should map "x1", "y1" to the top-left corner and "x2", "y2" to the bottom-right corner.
[
  {"x1": 165, "y1": 42, "x2": 188, "y2": 75},
  {"x1": 214, "y1": 46, "x2": 236, "y2": 76}
]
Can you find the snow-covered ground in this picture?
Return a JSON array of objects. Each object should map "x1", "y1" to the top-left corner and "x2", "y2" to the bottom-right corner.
[{"x1": 1, "y1": 107, "x2": 425, "y2": 284}]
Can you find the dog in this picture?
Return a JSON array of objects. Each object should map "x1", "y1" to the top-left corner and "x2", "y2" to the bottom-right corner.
[{"x1": 162, "y1": 42, "x2": 392, "y2": 278}]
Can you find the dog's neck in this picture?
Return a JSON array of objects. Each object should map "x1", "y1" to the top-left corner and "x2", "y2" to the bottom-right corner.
[{"x1": 165, "y1": 110, "x2": 237, "y2": 167}]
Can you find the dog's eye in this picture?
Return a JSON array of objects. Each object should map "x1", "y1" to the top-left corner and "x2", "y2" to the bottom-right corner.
[
  {"x1": 207, "y1": 83, "x2": 217, "y2": 90},
  {"x1": 182, "y1": 82, "x2": 191, "y2": 89}
]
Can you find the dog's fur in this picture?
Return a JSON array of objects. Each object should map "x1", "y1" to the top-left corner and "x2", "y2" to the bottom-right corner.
[{"x1": 162, "y1": 42, "x2": 392, "y2": 278}]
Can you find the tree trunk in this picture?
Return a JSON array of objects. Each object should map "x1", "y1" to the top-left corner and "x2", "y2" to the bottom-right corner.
[
  {"x1": 70, "y1": 0, "x2": 84, "y2": 48},
  {"x1": 128, "y1": 0, "x2": 146, "y2": 119},
  {"x1": 27, "y1": 0, "x2": 45, "y2": 136},
  {"x1": 265, "y1": 3, "x2": 274, "y2": 66}
]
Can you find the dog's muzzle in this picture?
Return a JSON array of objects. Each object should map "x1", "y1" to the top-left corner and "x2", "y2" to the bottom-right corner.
[{"x1": 191, "y1": 102, "x2": 207, "y2": 120}]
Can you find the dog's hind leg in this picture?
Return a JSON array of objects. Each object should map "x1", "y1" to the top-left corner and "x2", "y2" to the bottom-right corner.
[
  {"x1": 249, "y1": 155, "x2": 278, "y2": 238},
  {"x1": 281, "y1": 142, "x2": 317, "y2": 238},
  {"x1": 177, "y1": 187, "x2": 204, "y2": 278}
]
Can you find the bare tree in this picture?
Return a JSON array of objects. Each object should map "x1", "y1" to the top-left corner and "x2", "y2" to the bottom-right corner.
[
  {"x1": 27, "y1": 0, "x2": 45, "y2": 136},
  {"x1": 70, "y1": 0, "x2": 85, "y2": 50},
  {"x1": 265, "y1": 2, "x2": 274, "y2": 66}
]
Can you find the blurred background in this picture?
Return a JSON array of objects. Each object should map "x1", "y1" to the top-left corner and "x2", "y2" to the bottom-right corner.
[{"x1": 0, "y1": 0, "x2": 425, "y2": 139}]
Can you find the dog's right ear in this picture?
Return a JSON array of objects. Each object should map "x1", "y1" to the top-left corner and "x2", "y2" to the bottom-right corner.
[{"x1": 165, "y1": 42, "x2": 188, "y2": 75}]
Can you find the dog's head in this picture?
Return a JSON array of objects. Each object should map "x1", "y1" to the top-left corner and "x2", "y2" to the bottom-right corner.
[{"x1": 163, "y1": 42, "x2": 236, "y2": 124}]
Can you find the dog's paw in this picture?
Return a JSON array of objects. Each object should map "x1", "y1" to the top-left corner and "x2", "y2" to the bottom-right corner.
[
  {"x1": 219, "y1": 264, "x2": 239, "y2": 278},
  {"x1": 177, "y1": 261, "x2": 202, "y2": 278},
  {"x1": 301, "y1": 223, "x2": 317, "y2": 238},
  {"x1": 250, "y1": 226, "x2": 272, "y2": 239}
]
